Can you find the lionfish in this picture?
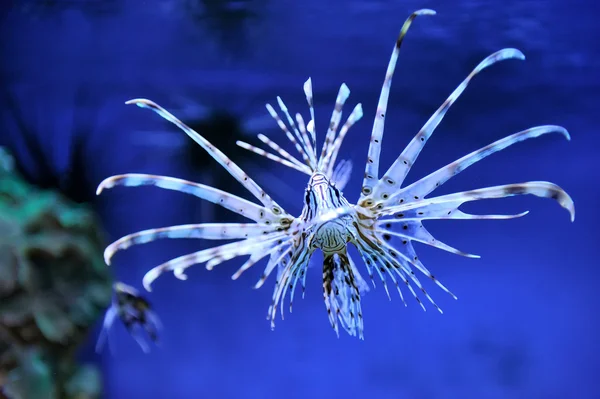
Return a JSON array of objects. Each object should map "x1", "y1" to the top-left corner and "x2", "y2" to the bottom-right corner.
[
  {"x1": 96, "y1": 282, "x2": 162, "y2": 353},
  {"x1": 97, "y1": 9, "x2": 575, "y2": 339}
]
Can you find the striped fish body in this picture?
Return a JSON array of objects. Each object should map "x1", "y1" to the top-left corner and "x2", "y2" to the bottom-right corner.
[{"x1": 96, "y1": 9, "x2": 574, "y2": 341}]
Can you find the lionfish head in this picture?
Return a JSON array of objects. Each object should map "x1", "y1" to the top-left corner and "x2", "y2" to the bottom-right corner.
[{"x1": 304, "y1": 172, "x2": 345, "y2": 214}]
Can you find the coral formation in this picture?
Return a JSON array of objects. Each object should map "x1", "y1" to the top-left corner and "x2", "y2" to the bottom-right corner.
[{"x1": 0, "y1": 148, "x2": 112, "y2": 399}]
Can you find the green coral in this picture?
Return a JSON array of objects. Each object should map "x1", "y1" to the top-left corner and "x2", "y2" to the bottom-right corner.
[{"x1": 0, "y1": 148, "x2": 112, "y2": 399}]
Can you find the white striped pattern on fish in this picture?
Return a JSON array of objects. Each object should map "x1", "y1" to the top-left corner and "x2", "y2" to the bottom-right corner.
[{"x1": 97, "y1": 9, "x2": 574, "y2": 340}]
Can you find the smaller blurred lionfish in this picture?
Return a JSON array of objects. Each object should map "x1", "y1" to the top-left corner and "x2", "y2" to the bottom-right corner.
[
  {"x1": 96, "y1": 282, "x2": 162, "y2": 353},
  {"x1": 97, "y1": 10, "x2": 575, "y2": 339}
]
